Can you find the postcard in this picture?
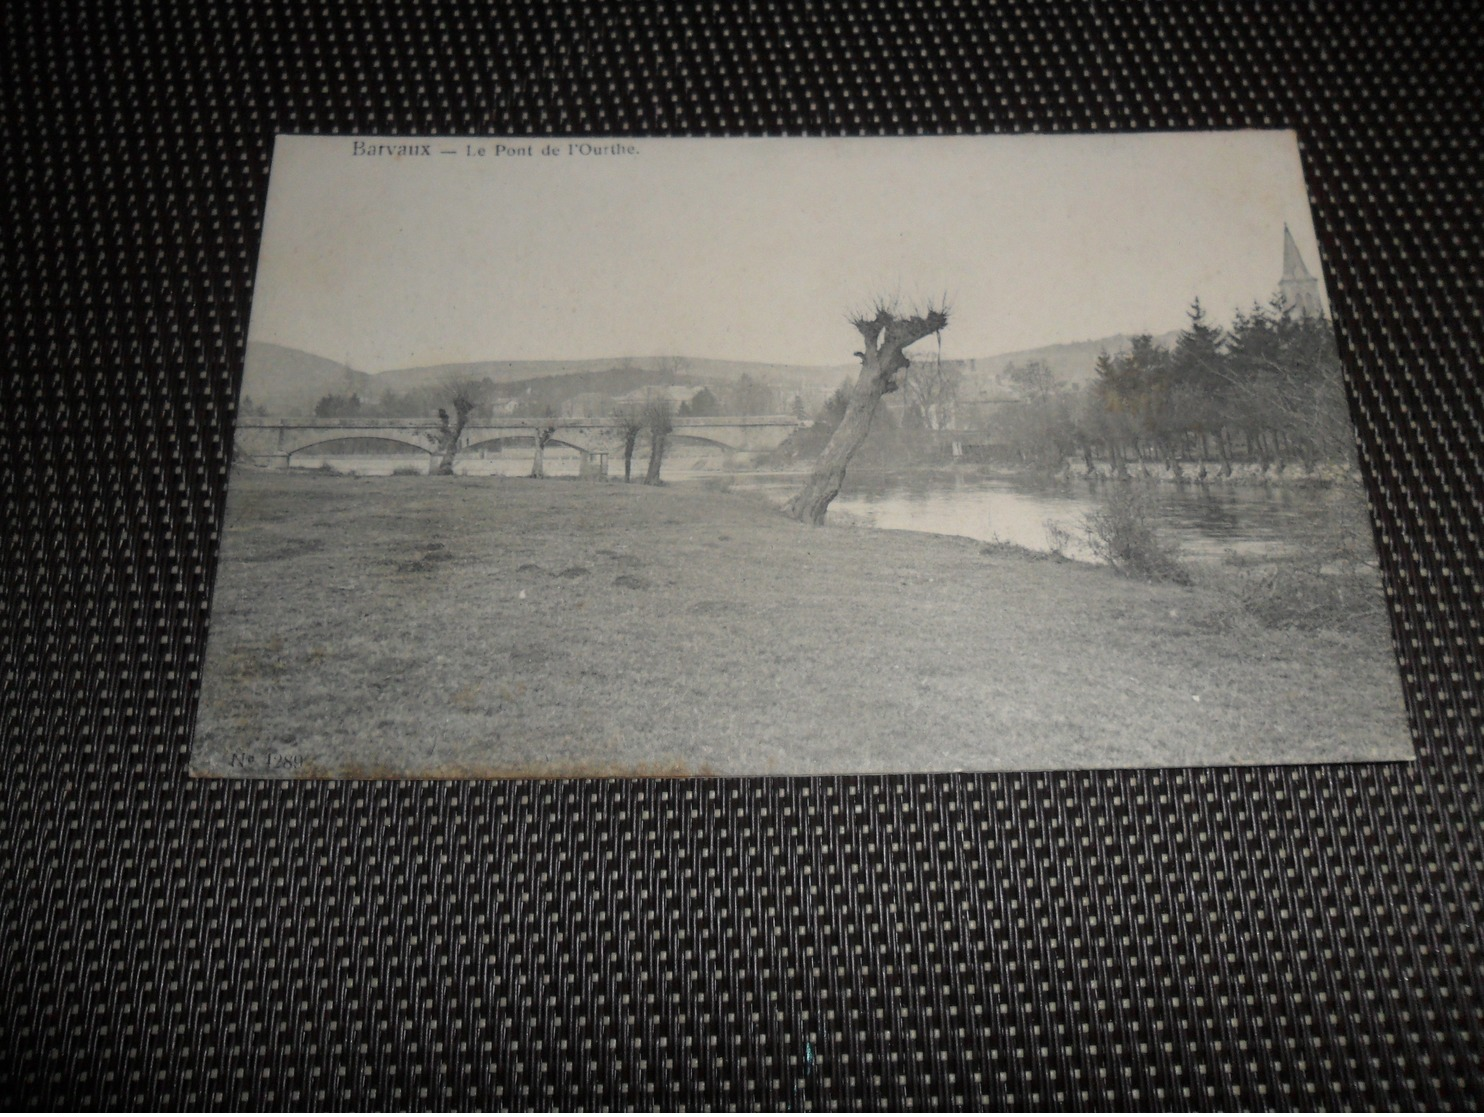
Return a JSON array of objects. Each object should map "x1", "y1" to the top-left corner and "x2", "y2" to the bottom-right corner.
[{"x1": 192, "y1": 132, "x2": 1412, "y2": 777}]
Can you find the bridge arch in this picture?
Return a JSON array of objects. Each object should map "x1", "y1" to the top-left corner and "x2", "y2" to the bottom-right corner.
[
  {"x1": 667, "y1": 433, "x2": 742, "y2": 452},
  {"x1": 284, "y1": 434, "x2": 431, "y2": 462},
  {"x1": 465, "y1": 435, "x2": 593, "y2": 455}
]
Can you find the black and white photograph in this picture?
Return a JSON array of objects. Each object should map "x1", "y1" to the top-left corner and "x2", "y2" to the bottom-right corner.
[{"x1": 193, "y1": 132, "x2": 1411, "y2": 778}]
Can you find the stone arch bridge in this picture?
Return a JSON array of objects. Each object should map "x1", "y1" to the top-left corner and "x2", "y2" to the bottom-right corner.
[{"x1": 234, "y1": 415, "x2": 808, "y2": 471}]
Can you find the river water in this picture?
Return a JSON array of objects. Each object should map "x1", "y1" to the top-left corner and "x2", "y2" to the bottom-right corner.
[
  {"x1": 727, "y1": 469, "x2": 1366, "y2": 565},
  {"x1": 286, "y1": 450, "x2": 1365, "y2": 564}
]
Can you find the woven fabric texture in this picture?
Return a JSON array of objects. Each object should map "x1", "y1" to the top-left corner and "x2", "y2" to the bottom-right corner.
[{"x1": 3, "y1": 0, "x2": 1481, "y2": 1108}]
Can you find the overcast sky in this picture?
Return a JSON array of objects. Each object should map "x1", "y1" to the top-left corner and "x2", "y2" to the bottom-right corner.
[{"x1": 249, "y1": 131, "x2": 1327, "y2": 371}]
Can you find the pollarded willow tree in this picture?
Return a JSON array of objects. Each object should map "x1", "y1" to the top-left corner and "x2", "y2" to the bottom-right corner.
[
  {"x1": 784, "y1": 301, "x2": 950, "y2": 525},
  {"x1": 643, "y1": 397, "x2": 675, "y2": 485},
  {"x1": 432, "y1": 380, "x2": 479, "y2": 475},
  {"x1": 529, "y1": 422, "x2": 557, "y2": 478},
  {"x1": 612, "y1": 404, "x2": 645, "y2": 482}
]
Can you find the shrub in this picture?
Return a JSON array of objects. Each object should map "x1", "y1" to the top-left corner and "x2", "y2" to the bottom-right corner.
[
  {"x1": 1233, "y1": 562, "x2": 1386, "y2": 633},
  {"x1": 1043, "y1": 518, "x2": 1073, "y2": 559},
  {"x1": 980, "y1": 539, "x2": 1048, "y2": 562},
  {"x1": 1082, "y1": 484, "x2": 1190, "y2": 583}
]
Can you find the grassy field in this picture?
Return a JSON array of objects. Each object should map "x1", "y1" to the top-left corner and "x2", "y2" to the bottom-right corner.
[{"x1": 192, "y1": 469, "x2": 1413, "y2": 778}]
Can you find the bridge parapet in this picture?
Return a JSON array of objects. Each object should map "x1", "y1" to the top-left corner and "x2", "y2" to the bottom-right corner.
[{"x1": 233, "y1": 414, "x2": 808, "y2": 464}]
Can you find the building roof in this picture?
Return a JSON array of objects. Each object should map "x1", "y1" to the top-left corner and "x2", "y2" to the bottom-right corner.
[{"x1": 1282, "y1": 224, "x2": 1314, "y2": 281}]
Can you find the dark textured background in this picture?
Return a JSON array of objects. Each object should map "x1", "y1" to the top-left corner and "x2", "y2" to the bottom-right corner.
[{"x1": 3, "y1": 0, "x2": 1481, "y2": 1108}]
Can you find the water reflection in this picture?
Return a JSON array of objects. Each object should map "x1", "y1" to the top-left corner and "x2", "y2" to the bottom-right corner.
[
  {"x1": 292, "y1": 449, "x2": 586, "y2": 478},
  {"x1": 735, "y1": 469, "x2": 1365, "y2": 564}
]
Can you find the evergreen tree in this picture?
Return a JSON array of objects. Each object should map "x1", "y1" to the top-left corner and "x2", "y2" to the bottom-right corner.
[
  {"x1": 1169, "y1": 298, "x2": 1229, "y2": 474},
  {"x1": 313, "y1": 392, "x2": 362, "y2": 419},
  {"x1": 684, "y1": 387, "x2": 721, "y2": 417}
]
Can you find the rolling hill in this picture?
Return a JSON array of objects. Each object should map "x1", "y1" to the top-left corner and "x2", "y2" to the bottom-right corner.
[
  {"x1": 238, "y1": 343, "x2": 377, "y2": 414},
  {"x1": 239, "y1": 329, "x2": 1185, "y2": 415},
  {"x1": 953, "y1": 332, "x2": 1183, "y2": 396}
]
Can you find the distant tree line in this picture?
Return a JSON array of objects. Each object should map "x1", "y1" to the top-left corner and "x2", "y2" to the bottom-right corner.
[
  {"x1": 677, "y1": 387, "x2": 721, "y2": 417},
  {"x1": 311, "y1": 381, "x2": 503, "y2": 421},
  {"x1": 676, "y1": 374, "x2": 778, "y2": 417},
  {"x1": 305, "y1": 370, "x2": 786, "y2": 422},
  {"x1": 994, "y1": 298, "x2": 1354, "y2": 477}
]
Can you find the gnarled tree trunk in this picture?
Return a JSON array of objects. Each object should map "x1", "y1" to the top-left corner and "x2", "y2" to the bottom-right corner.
[
  {"x1": 785, "y1": 305, "x2": 948, "y2": 525},
  {"x1": 530, "y1": 424, "x2": 555, "y2": 478},
  {"x1": 613, "y1": 407, "x2": 644, "y2": 482},
  {"x1": 622, "y1": 430, "x2": 638, "y2": 481},
  {"x1": 433, "y1": 393, "x2": 475, "y2": 475},
  {"x1": 644, "y1": 430, "x2": 669, "y2": 483},
  {"x1": 642, "y1": 398, "x2": 675, "y2": 485}
]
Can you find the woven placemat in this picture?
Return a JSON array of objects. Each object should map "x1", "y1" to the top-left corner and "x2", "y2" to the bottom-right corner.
[{"x1": 4, "y1": 1, "x2": 1480, "y2": 1107}]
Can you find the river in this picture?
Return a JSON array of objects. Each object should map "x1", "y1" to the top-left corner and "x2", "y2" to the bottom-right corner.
[
  {"x1": 284, "y1": 451, "x2": 1365, "y2": 565},
  {"x1": 727, "y1": 468, "x2": 1366, "y2": 565}
]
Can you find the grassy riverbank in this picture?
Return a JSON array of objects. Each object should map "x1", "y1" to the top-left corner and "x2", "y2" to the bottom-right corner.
[{"x1": 193, "y1": 469, "x2": 1411, "y2": 778}]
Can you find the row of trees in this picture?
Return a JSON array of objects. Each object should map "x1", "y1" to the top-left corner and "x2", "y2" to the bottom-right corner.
[
  {"x1": 671, "y1": 380, "x2": 799, "y2": 417},
  {"x1": 424, "y1": 382, "x2": 679, "y2": 485},
  {"x1": 610, "y1": 398, "x2": 676, "y2": 484},
  {"x1": 312, "y1": 383, "x2": 501, "y2": 421},
  {"x1": 995, "y1": 299, "x2": 1353, "y2": 477}
]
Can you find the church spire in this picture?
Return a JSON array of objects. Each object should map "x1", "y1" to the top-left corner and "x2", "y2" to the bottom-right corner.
[
  {"x1": 1282, "y1": 224, "x2": 1313, "y2": 279},
  {"x1": 1278, "y1": 224, "x2": 1323, "y2": 317}
]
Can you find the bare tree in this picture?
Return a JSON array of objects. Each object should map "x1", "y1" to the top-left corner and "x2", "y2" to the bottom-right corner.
[
  {"x1": 432, "y1": 379, "x2": 479, "y2": 475},
  {"x1": 613, "y1": 404, "x2": 645, "y2": 482},
  {"x1": 901, "y1": 353, "x2": 961, "y2": 431},
  {"x1": 643, "y1": 396, "x2": 675, "y2": 485},
  {"x1": 785, "y1": 300, "x2": 950, "y2": 525},
  {"x1": 998, "y1": 359, "x2": 1060, "y2": 406}
]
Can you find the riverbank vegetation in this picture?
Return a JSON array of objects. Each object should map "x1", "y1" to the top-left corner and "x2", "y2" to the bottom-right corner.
[
  {"x1": 993, "y1": 299, "x2": 1356, "y2": 481},
  {"x1": 194, "y1": 469, "x2": 1408, "y2": 778}
]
